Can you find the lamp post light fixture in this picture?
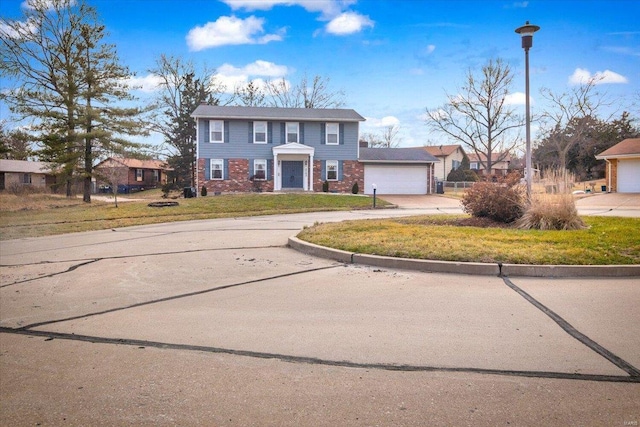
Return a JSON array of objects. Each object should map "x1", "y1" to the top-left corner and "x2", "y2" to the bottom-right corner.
[{"x1": 515, "y1": 21, "x2": 540, "y2": 200}]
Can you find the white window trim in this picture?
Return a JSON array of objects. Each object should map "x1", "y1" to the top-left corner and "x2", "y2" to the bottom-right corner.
[
  {"x1": 286, "y1": 122, "x2": 299, "y2": 144},
  {"x1": 135, "y1": 169, "x2": 143, "y2": 182},
  {"x1": 326, "y1": 123, "x2": 339, "y2": 145},
  {"x1": 210, "y1": 120, "x2": 224, "y2": 144},
  {"x1": 254, "y1": 121, "x2": 267, "y2": 144},
  {"x1": 326, "y1": 160, "x2": 338, "y2": 181},
  {"x1": 210, "y1": 159, "x2": 224, "y2": 180},
  {"x1": 253, "y1": 159, "x2": 267, "y2": 181}
]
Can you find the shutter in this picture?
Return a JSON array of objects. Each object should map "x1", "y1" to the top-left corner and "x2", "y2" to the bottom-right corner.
[
  {"x1": 339, "y1": 161, "x2": 344, "y2": 181},
  {"x1": 267, "y1": 160, "x2": 272, "y2": 181},
  {"x1": 300, "y1": 123, "x2": 305, "y2": 144},
  {"x1": 205, "y1": 159, "x2": 210, "y2": 180},
  {"x1": 224, "y1": 121, "x2": 229, "y2": 143},
  {"x1": 224, "y1": 159, "x2": 229, "y2": 180},
  {"x1": 339, "y1": 123, "x2": 345, "y2": 145},
  {"x1": 248, "y1": 122, "x2": 253, "y2": 143},
  {"x1": 280, "y1": 123, "x2": 285, "y2": 144},
  {"x1": 320, "y1": 123, "x2": 326, "y2": 145},
  {"x1": 204, "y1": 120, "x2": 210, "y2": 143},
  {"x1": 268, "y1": 122, "x2": 273, "y2": 144},
  {"x1": 321, "y1": 161, "x2": 326, "y2": 181},
  {"x1": 248, "y1": 158, "x2": 254, "y2": 178}
]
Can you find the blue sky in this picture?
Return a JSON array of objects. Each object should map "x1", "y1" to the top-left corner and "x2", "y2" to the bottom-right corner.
[{"x1": 2, "y1": 0, "x2": 639, "y2": 150}]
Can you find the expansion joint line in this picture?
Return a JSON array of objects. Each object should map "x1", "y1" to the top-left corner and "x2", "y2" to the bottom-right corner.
[{"x1": 501, "y1": 275, "x2": 640, "y2": 377}]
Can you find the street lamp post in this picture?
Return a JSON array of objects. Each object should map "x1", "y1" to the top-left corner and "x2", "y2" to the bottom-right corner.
[
  {"x1": 372, "y1": 183, "x2": 377, "y2": 208},
  {"x1": 515, "y1": 21, "x2": 540, "y2": 200}
]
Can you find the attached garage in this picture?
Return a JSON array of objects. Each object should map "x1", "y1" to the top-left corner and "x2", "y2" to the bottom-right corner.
[
  {"x1": 596, "y1": 138, "x2": 640, "y2": 193},
  {"x1": 359, "y1": 147, "x2": 438, "y2": 195}
]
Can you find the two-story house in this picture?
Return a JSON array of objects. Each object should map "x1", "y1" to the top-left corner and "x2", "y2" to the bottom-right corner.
[{"x1": 192, "y1": 105, "x2": 366, "y2": 193}]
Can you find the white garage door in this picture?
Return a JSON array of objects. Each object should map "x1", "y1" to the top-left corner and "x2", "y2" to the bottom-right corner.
[
  {"x1": 618, "y1": 159, "x2": 640, "y2": 193},
  {"x1": 364, "y1": 165, "x2": 428, "y2": 195}
]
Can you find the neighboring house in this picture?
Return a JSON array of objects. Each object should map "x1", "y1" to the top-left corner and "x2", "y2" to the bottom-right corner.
[
  {"x1": 94, "y1": 157, "x2": 171, "y2": 193},
  {"x1": 595, "y1": 138, "x2": 640, "y2": 193},
  {"x1": 0, "y1": 159, "x2": 56, "y2": 191},
  {"x1": 192, "y1": 105, "x2": 366, "y2": 193},
  {"x1": 423, "y1": 144, "x2": 465, "y2": 181},
  {"x1": 359, "y1": 147, "x2": 439, "y2": 195},
  {"x1": 467, "y1": 152, "x2": 512, "y2": 177}
]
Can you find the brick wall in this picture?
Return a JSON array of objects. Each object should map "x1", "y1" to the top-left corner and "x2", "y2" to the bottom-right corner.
[
  {"x1": 198, "y1": 158, "x2": 274, "y2": 193},
  {"x1": 312, "y1": 160, "x2": 364, "y2": 193}
]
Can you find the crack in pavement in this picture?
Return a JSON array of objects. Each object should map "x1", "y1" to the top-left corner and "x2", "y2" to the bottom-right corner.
[
  {"x1": 501, "y1": 275, "x2": 640, "y2": 378},
  {"x1": 1, "y1": 327, "x2": 638, "y2": 384},
  {"x1": 0, "y1": 244, "x2": 287, "y2": 288},
  {"x1": 15, "y1": 265, "x2": 342, "y2": 330}
]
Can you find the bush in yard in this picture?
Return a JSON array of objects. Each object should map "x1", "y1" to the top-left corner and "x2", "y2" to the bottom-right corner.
[
  {"x1": 323, "y1": 180, "x2": 329, "y2": 192},
  {"x1": 201, "y1": 185, "x2": 207, "y2": 197},
  {"x1": 461, "y1": 172, "x2": 525, "y2": 223},
  {"x1": 351, "y1": 182, "x2": 359, "y2": 194}
]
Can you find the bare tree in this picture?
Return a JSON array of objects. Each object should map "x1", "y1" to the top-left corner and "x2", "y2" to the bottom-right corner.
[
  {"x1": 234, "y1": 79, "x2": 266, "y2": 107},
  {"x1": 362, "y1": 125, "x2": 401, "y2": 148},
  {"x1": 537, "y1": 77, "x2": 611, "y2": 170},
  {"x1": 265, "y1": 73, "x2": 345, "y2": 108},
  {"x1": 424, "y1": 58, "x2": 523, "y2": 175}
]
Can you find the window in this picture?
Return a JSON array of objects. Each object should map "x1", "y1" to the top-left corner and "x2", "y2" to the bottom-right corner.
[
  {"x1": 254, "y1": 121, "x2": 267, "y2": 144},
  {"x1": 286, "y1": 122, "x2": 298, "y2": 143},
  {"x1": 152, "y1": 170, "x2": 160, "y2": 182},
  {"x1": 254, "y1": 159, "x2": 267, "y2": 180},
  {"x1": 452, "y1": 160, "x2": 461, "y2": 170},
  {"x1": 22, "y1": 173, "x2": 31, "y2": 184},
  {"x1": 136, "y1": 169, "x2": 143, "y2": 182},
  {"x1": 210, "y1": 159, "x2": 224, "y2": 180},
  {"x1": 470, "y1": 162, "x2": 479, "y2": 169},
  {"x1": 326, "y1": 123, "x2": 339, "y2": 145},
  {"x1": 326, "y1": 160, "x2": 338, "y2": 181},
  {"x1": 210, "y1": 120, "x2": 223, "y2": 143}
]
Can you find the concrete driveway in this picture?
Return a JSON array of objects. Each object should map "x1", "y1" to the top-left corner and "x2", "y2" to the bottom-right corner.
[{"x1": 1, "y1": 204, "x2": 639, "y2": 426}]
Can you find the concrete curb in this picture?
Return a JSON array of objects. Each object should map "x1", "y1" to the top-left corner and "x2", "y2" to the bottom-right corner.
[{"x1": 288, "y1": 236, "x2": 640, "y2": 278}]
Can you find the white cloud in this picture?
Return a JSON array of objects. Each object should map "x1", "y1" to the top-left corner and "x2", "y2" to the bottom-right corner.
[
  {"x1": 214, "y1": 60, "x2": 290, "y2": 93},
  {"x1": 125, "y1": 74, "x2": 164, "y2": 93},
  {"x1": 364, "y1": 116, "x2": 400, "y2": 128},
  {"x1": 425, "y1": 44, "x2": 436, "y2": 54},
  {"x1": 568, "y1": 68, "x2": 628, "y2": 85},
  {"x1": 326, "y1": 11, "x2": 374, "y2": 35},
  {"x1": 504, "y1": 92, "x2": 532, "y2": 105},
  {"x1": 0, "y1": 18, "x2": 38, "y2": 39},
  {"x1": 22, "y1": 0, "x2": 76, "y2": 10},
  {"x1": 186, "y1": 15, "x2": 284, "y2": 51},
  {"x1": 221, "y1": 0, "x2": 355, "y2": 18}
]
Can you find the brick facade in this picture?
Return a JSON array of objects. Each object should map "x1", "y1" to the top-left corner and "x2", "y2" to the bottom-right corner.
[{"x1": 198, "y1": 158, "x2": 364, "y2": 194}]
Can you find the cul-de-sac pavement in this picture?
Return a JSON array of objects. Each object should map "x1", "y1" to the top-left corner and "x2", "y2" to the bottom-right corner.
[{"x1": 1, "y1": 194, "x2": 639, "y2": 426}]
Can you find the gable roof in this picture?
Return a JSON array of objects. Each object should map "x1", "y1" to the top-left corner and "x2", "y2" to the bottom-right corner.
[
  {"x1": 467, "y1": 152, "x2": 511, "y2": 163},
  {"x1": 423, "y1": 144, "x2": 463, "y2": 157},
  {"x1": 191, "y1": 105, "x2": 365, "y2": 122},
  {"x1": 0, "y1": 159, "x2": 54, "y2": 174},
  {"x1": 359, "y1": 147, "x2": 439, "y2": 163},
  {"x1": 97, "y1": 157, "x2": 170, "y2": 170},
  {"x1": 596, "y1": 138, "x2": 640, "y2": 159}
]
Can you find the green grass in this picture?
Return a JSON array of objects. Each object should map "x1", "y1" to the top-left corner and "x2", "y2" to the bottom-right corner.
[
  {"x1": 297, "y1": 215, "x2": 640, "y2": 265},
  {"x1": 0, "y1": 192, "x2": 380, "y2": 240}
]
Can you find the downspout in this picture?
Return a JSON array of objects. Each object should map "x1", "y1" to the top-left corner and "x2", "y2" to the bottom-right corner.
[{"x1": 195, "y1": 118, "x2": 200, "y2": 196}]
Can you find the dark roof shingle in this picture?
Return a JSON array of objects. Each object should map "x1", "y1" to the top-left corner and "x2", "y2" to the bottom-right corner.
[
  {"x1": 192, "y1": 105, "x2": 365, "y2": 122},
  {"x1": 359, "y1": 147, "x2": 439, "y2": 163}
]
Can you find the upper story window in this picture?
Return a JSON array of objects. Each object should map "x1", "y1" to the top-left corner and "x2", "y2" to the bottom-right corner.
[
  {"x1": 452, "y1": 160, "x2": 461, "y2": 170},
  {"x1": 254, "y1": 159, "x2": 267, "y2": 180},
  {"x1": 210, "y1": 120, "x2": 223, "y2": 143},
  {"x1": 326, "y1": 160, "x2": 338, "y2": 181},
  {"x1": 254, "y1": 121, "x2": 267, "y2": 144},
  {"x1": 326, "y1": 123, "x2": 339, "y2": 145},
  {"x1": 286, "y1": 122, "x2": 299, "y2": 143},
  {"x1": 210, "y1": 159, "x2": 224, "y2": 180},
  {"x1": 135, "y1": 169, "x2": 143, "y2": 182},
  {"x1": 470, "y1": 162, "x2": 479, "y2": 169}
]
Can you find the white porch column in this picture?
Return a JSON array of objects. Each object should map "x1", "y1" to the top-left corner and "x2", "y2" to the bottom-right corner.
[
  {"x1": 309, "y1": 154, "x2": 314, "y2": 192},
  {"x1": 274, "y1": 152, "x2": 280, "y2": 191}
]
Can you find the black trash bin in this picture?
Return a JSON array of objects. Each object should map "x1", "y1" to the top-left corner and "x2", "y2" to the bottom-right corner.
[
  {"x1": 183, "y1": 187, "x2": 196, "y2": 198},
  {"x1": 436, "y1": 181, "x2": 444, "y2": 194},
  {"x1": 601, "y1": 185, "x2": 607, "y2": 192}
]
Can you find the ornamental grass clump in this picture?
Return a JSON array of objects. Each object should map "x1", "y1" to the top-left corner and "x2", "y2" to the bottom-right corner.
[
  {"x1": 516, "y1": 169, "x2": 586, "y2": 230},
  {"x1": 460, "y1": 172, "x2": 525, "y2": 223}
]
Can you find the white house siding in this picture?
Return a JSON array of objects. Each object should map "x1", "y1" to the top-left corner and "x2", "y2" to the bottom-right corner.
[
  {"x1": 618, "y1": 159, "x2": 640, "y2": 193},
  {"x1": 364, "y1": 165, "x2": 429, "y2": 195}
]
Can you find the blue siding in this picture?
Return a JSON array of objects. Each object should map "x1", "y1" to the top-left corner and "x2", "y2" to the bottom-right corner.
[{"x1": 198, "y1": 118, "x2": 359, "y2": 161}]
